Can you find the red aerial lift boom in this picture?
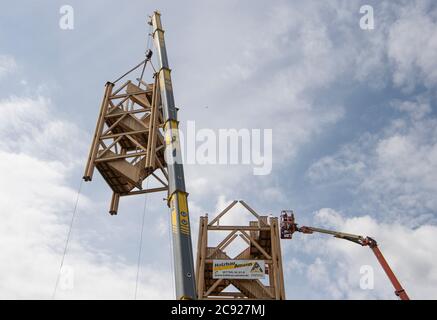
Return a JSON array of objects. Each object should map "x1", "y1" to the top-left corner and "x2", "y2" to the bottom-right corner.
[{"x1": 280, "y1": 210, "x2": 410, "y2": 300}]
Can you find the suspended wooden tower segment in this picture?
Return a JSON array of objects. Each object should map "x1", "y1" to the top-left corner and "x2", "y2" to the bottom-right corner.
[
  {"x1": 83, "y1": 76, "x2": 168, "y2": 214},
  {"x1": 196, "y1": 200, "x2": 286, "y2": 300},
  {"x1": 83, "y1": 11, "x2": 197, "y2": 300}
]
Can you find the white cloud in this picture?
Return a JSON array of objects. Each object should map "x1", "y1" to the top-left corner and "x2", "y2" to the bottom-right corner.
[
  {"x1": 387, "y1": 1, "x2": 437, "y2": 89},
  {"x1": 0, "y1": 96, "x2": 88, "y2": 167},
  {"x1": 183, "y1": 0, "x2": 437, "y2": 202},
  {"x1": 0, "y1": 148, "x2": 172, "y2": 299},
  {"x1": 0, "y1": 75, "x2": 172, "y2": 299},
  {"x1": 308, "y1": 97, "x2": 437, "y2": 225},
  {"x1": 392, "y1": 98, "x2": 432, "y2": 120},
  {"x1": 0, "y1": 55, "x2": 16, "y2": 79}
]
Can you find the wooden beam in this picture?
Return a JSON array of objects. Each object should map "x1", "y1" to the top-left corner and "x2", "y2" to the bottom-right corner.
[
  {"x1": 208, "y1": 230, "x2": 238, "y2": 258},
  {"x1": 205, "y1": 259, "x2": 273, "y2": 264},
  {"x1": 94, "y1": 151, "x2": 148, "y2": 162},
  {"x1": 105, "y1": 108, "x2": 150, "y2": 118},
  {"x1": 238, "y1": 233, "x2": 250, "y2": 245},
  {"x1": 196, "y1": 217, "x2": 204, "y2": 298},
  {"x1": 196, "y1": 217, "x2": 208, "y2": 299},
  {"x1": 204, "y1": 279, "x2": 223, "y2": 297},
  {"x1": 100, "y1": 129, "x2": 149, "y2": 140},
  {"x1": 220, "y1": 234, "x2": 239, "y2": 253},
  {"x1": 239, "y1": 200, "x2": 267, "y2": 226},
  {"x1": 208, "y1": 200, "x2": 238, "y2": 226},
  {"x1": 257, "y1": 280, "x2": 275, "y2": 299},
  {"x1": 214, "y1": 292, "x2": 246, "y2": 297},
  {"x1": 110, "y1": 93, "x2": 141, "y2": 100},
  {"x1": 102, "y1": 114, "x2": 128, "y2": 136},
  {"x1": 208, "y1": 226, "x2": 270, "y2": 231},
  {"x1": 270, "y1": 218, "x2": 280, "y2": 300},
  {"x1": 271, "y1": 217, "x2": 286, "y2": 299},
  {"x1": 151, "y1": 172, "x2": 168, "y2": 187},
  {"x1": 156, "y1": 158, "x2": 168, "y2": 180},
  {"x1": 146, "y1": 76, "x2": 160, "y2": 169},
  {"x1": 109, "y1": 192, "x2": 120, "y2": 215},
  {"x1": 83, "y1": 82, "x2": 114, "y2": 181},
  {"x1": 130, "y1": 111, "x2": 149, "y2": 129},
  {"x1": 202, "y1": 297, "x2": 249, "y2": 300},
  {"x1": 97, "y1": 135, "x2": 123, "y2": 159},
  {"x1": 125, "y1": 134, "x2": 148, "y2": 152},
  {"x1": 109, "y1": 95, "x2": 130, "y2": 113},
  {"x1": 110, "y1": 80, "x2": 130, "y2": 96},
  {"x1": 240, "y1": 231, "x2": 272, "y2": 260},
  {"x1": 121, "y1": 187, "x2": 168, "y2": 196}
]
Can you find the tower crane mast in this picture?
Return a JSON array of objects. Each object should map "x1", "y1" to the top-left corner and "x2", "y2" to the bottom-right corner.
[{"x1": 150, "y1": 11, "x2": 197, "y2": 300}]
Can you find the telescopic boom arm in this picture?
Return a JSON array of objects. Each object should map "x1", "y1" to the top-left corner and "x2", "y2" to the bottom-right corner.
[{"x1": 280, "y1": 211, "x2": 410, "y2": 300}]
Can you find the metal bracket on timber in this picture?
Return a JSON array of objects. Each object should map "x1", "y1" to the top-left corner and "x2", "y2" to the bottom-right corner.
[
  {"x1": 83, "y1": 75, "x2": 168, "y2": 215},
  {"x1": 196, "y1": 200, "x2": 286, "y2": 300}
]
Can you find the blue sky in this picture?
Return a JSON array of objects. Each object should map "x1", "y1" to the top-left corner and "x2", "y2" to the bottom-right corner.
[{"x1": 1, "y1": 0, "x2": 437, "y2": 299}]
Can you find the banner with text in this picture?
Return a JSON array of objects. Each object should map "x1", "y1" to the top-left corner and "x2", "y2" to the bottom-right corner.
[{"x1": 213, "y1": 260, "x2": 265, "y2": 279}]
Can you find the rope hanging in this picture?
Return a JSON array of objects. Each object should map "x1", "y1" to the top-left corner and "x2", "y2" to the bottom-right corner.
[
  {"x1": 138, "y1": 24, "x2": 153, "y2": 87},
  {"x1": 54, "y1": 19, "x2": 156, "y2": 300},
  {"x1": 52, "y1": 179, "x2": 83, "y2": 299},
  {"x1": 134, "y1": 180, "x2": 149, "y2": 300}
]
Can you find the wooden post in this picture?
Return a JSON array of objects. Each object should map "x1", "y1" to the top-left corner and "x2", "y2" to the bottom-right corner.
[
  {"x1": 274, "y1": 218, "x2": 286, "y2": 299},
  {"x1": 270, "y1": 217, "x2": 280, "y2": 299},
  {"x1": 83, "y1": 82, "x2": 114, "y2": 181},
  {"x1": 196, "y1": 217, "x2": 208, "y2": 299},
  {"x1": 146, "y1": 75, "x2": 159, "y2": 169},
  {"x1": 109, "y1": 192, "x2": 120, "y2": 215},
  {"x1": 270, "y1": 217, "x2": 286, "y2": 299}
]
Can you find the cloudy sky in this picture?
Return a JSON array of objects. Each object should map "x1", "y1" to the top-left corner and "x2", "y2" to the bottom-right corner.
[{"x1": 1, "y1": 0, "x2": 436, "y2": 299}]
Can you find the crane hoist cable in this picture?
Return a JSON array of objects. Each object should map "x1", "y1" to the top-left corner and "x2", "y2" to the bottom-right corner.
[
  {"x1": 133, "y1": 23, "x2": 155, "y2": 299},
  {"x1": 112, "y1": 59, "x2": 149, "y2": 84},
  {"x1": 138, "y1": 24, "x2": 153, "y2": 88},
  {"x1": 114, "y1": 23, "x2": 153, "y2": 86}
]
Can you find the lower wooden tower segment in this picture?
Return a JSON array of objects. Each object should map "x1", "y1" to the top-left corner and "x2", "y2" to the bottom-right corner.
[{"x1": 196, "y1": 200, "x2": 286, "y2": 300}]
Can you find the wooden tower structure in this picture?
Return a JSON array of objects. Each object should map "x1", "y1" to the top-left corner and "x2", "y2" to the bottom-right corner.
[
  {"x1": 83, "y1": 77, "x2": 168, "y2": 214},
  {"x1": 196, "y1": 200, "x2": 286, "y2": 300}
]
